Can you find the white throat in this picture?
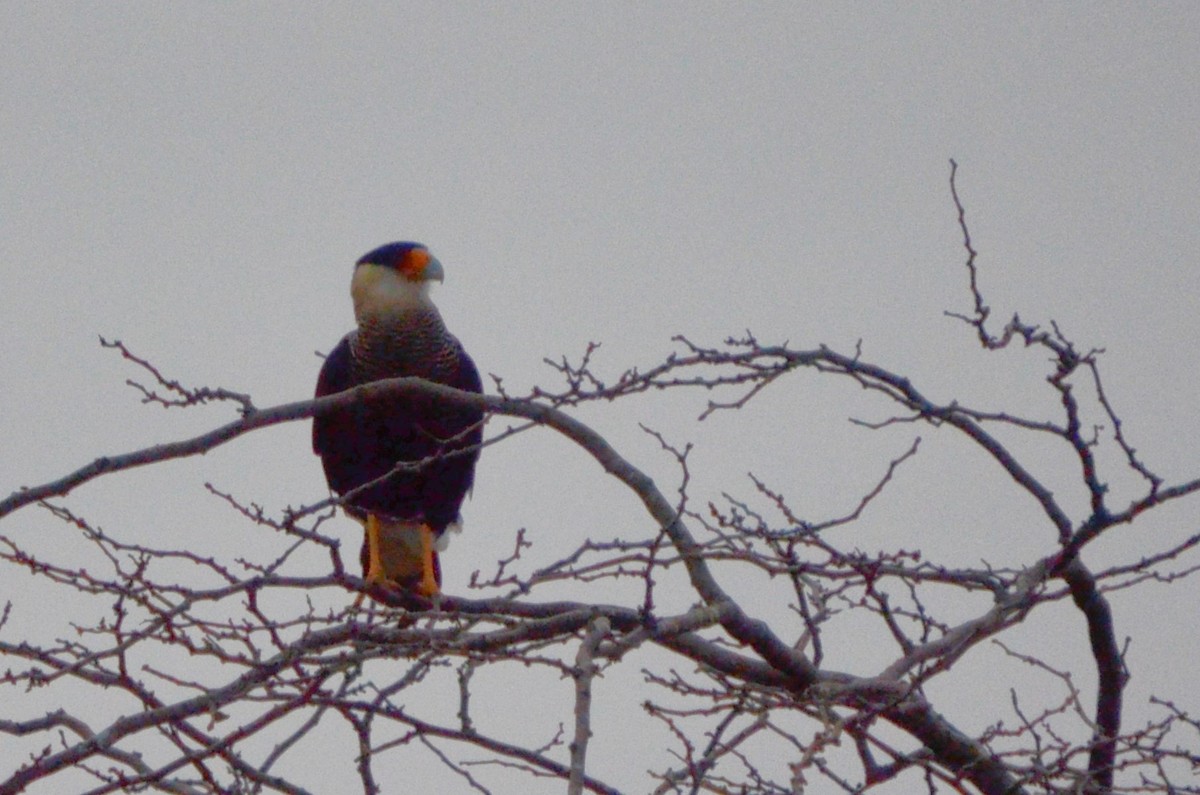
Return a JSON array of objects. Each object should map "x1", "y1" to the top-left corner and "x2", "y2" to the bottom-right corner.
[{"x1": 351, "y1": 263, "x2": 434, "y2": 321}]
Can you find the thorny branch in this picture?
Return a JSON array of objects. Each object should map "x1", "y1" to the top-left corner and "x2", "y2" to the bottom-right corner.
[{"x1": 3, "y1": 163, "x2": 1199, "y2": 793}]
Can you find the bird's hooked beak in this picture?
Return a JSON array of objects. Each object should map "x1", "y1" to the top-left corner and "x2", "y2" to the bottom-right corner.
[{"x1": 422, "y1": 255, "x2": 445, "y2": 283}]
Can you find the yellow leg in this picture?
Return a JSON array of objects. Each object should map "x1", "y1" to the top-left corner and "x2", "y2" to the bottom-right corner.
[
  {"x1": 354, "y1": 515, "x2": 438, "y2": 603},
  {"x1": 364, "y1": 514, "x2": 387, "y2": 585},
  {"x1": 352, "y1": 514, "x2": 386, "y2": 608},
  {"x1": 416, "y1": 524, "x2": 440, "y2": 597}
]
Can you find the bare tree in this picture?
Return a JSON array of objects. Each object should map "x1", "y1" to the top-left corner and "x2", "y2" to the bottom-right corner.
[{"x1": 3, "y1": 163, "x2": 1199, "y2": 794}]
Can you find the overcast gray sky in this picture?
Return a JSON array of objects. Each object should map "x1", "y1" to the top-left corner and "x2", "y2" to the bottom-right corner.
[{"x1": 3, "y1": 4, "x2": 1199, "y2": 792}]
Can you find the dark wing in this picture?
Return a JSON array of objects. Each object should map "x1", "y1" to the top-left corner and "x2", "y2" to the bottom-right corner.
[
  {"x1": 313, "y1": 333, "x2": 369, "y2": 502},
  {"x1": 312, "y1": 332, "x2": 355, "y2": 462},
  {"x1": 427, "y1": 335, "x2": 484, "y2": 524},
  {"x1": 313, "y1": 332, "x2": 484, "y2": 533}
]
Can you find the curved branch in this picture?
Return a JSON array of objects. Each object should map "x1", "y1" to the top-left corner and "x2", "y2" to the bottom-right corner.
[
  {"x1": 1060, "y1": 558, "x2": 1127, "y2": 793},
  {"x1": 2, "y1": 379, "x2": 820, "y2": 692},
  {"x1": 6, "y1": 353, "x2": 1188, "y2": 793},
  {"x1": 0, "y1": 377, "x2": 1027, "y2": 792}
]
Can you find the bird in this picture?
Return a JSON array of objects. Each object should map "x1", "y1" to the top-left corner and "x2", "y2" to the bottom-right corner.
[{"x1": 312, "y1": 241, "x2": 483, "y2": 598}]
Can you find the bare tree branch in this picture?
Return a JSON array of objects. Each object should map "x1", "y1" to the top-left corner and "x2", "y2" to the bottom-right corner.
[
  {"x1": 4, "y1": 164, "x2": 1198, "y2": 793},
  {"x1": 568, "y1": 616, "x2": 611, "y2": 795}
]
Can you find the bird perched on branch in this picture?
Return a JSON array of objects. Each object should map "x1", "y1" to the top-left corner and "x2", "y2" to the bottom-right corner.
[{"x1": 313, "y1": 242, "x2": 483, "y2": 598}]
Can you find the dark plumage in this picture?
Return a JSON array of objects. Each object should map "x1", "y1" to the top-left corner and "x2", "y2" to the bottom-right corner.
[{"x1": 313, "y1": 242, "x2": 483, "y2": 597}]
